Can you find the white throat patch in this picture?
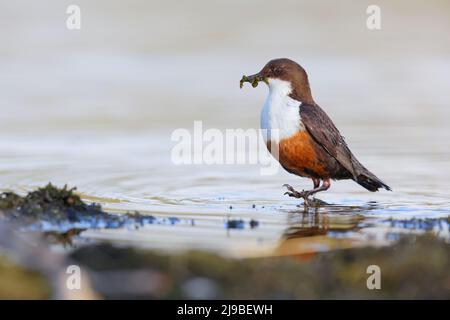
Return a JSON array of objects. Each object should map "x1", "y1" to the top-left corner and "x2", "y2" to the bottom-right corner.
[{"x1": 260, "y1": 78, "x2": 302, "y2": 144}]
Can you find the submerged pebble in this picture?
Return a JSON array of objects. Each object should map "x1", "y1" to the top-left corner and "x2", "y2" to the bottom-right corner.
[
  {"x1": 249, "y1": 219, "x2": 259, "y2": 229},
  {"x1": 226, "y1": 219, "x2": 245, "y2": 229},
  {"x1": 226, "y1": 219, "x2": 259, "y2": 230}
]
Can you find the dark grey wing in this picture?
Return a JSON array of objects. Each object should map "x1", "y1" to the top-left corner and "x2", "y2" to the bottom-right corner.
[
  {"x1": 300, "y1": 103, "x2": 356, "y2": 176},
  {"x1": 300, "y1": 103, "x2": 391, "y2": 191}
]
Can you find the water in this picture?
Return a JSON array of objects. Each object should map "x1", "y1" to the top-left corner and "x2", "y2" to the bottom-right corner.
[{"x1": 1, "y1": 0, "x2": 449, "y2": 257}]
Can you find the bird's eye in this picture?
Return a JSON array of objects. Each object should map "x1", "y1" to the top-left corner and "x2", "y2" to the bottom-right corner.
[{"x1": 272, "y1": 67, "x2": 282, "y2": 75}]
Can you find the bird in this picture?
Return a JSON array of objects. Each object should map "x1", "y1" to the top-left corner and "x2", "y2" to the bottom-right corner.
[{"x1": 240, "y1": 58, "x2": 390, "y2": 205}]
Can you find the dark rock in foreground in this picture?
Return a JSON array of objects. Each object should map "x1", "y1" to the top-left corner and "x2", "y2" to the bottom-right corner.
[
  {"x1": 70, "y1": 234, "x2": 450, "y2": 299},
  {"x1": 0, "y1": 183, "x2": 155, "y2": 233}
]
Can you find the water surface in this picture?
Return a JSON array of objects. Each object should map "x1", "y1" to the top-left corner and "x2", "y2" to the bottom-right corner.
[{"x1": 1, "y1": 0, "x2": 449, "y2": 257}]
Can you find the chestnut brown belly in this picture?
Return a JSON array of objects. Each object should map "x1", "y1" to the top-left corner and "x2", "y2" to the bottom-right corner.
[{"x1": 268, "y1": 131, "x2": 344, "y2": 179}]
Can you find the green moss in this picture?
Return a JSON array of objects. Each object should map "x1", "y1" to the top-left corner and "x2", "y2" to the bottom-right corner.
[
  {"x1": 240, "y1": 75, "x2": 267, "y2": 88},
  {"x1": 239, "y1": 75, "x2": 248, "y2": 88},
  {"x1": 0, "y1": 183, "x2": 155, "y2": 236},
  {"x1": 0, "y1": 183, "x2": 101, "y2": 220}
]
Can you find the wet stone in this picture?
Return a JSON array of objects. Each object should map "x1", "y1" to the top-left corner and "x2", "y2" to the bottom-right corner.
[{"x1": 0, "y1": 183, "x2": 156, "y2": 234}]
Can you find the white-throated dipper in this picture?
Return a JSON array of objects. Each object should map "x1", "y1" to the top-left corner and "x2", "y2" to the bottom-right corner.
[{"x1": 240, "y1": 58, "x2": 391, "y2": 204}]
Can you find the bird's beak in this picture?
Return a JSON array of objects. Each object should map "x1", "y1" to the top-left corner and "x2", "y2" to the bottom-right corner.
[{"x1": 240, "y1": 72, "x2": 268, "y2": 88}]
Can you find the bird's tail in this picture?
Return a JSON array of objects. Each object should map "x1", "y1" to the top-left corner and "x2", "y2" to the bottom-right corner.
[
  {"x1": 349, "y1": 156, "x2": 391, "y2": 192},
  {"x1": 350, "y1": 162, "x2": 391, "y2": 192},
  {"x1": 355, "y1": 173, "x2": 391, "y2": 192}
]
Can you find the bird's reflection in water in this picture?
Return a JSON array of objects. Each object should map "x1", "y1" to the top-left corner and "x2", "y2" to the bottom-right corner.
[
  {"x1": 275, "y1": 202, "x2": 380, "y2": 257},
  {"x1": 285, "y1": 202, "x2": 380, "y2": 238}
]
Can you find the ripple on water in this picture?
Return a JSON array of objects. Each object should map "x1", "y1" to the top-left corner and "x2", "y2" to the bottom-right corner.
[{"x1": 74, "y1": 192, "x2": 450, "y2": 258}]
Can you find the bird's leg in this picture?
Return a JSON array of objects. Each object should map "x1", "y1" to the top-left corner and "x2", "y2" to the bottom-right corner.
[
  {"x1": 308, "y1": 179, "x2": 331, "y2": 197},
  {"x1": 283, "y1": 179, "x2": 317, "y2": 205},
  {"x1": 283, "y1": 178, "x2": 323, "y2": 198},
  {"x1": 283, "y1": 184, "x2": 308, "y2": 199},
  {"x1": 312, "y1": 178, "x2": 320, "y2": 189},
  {"x1": 283, "y1": 183, "x2": 312, "y2": 206},
  {"x1": 283, "y1": 179, "x2": 331, "y2": 206}
]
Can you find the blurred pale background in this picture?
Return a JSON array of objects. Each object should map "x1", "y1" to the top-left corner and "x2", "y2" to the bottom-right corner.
[
  {"x1": 0, "y1": 1, "x2": 449, "y2": 255},
  {"x1": 1, "y1": 0, "x2": 449, "y2": 131}
]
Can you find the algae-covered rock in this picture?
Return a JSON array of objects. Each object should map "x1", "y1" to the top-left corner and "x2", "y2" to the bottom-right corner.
[
  {"x1": 0, "y1": 183, "x2": 102, "y2": 220},
  {"x1": 0, "y1": 183, "x2": 155, "y2": 233}
]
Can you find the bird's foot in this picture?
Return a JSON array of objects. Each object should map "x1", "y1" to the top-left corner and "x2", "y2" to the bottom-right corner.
[
  {"x1": 283, "y1": 184, "x2": 313, "y2": 206},
  {"x1": 283, "y1": 184, "x2": 309, "y2": 198}
]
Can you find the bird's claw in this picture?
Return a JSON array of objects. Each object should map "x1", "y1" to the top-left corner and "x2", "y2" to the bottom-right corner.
[
  {"x1": 282, "y1": 184, "x2": 295, "y2": 193},
  {"x1": 283, "y1": 184, "x2": 315, "y2": 208},
  {"x1": 283, "y1": 184, "x2": 309, "y2": 199}
]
